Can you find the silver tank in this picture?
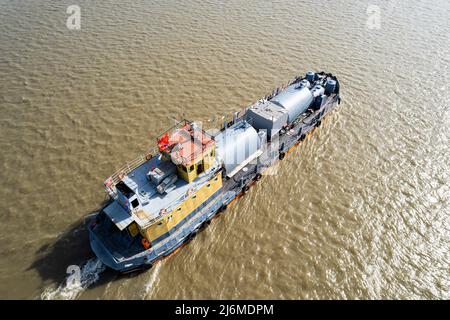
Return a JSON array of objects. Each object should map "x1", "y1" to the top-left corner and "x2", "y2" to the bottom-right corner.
[
  {"x1": 300, "y1": 79, "x2": 311, "y2": 88},
  {"x1": 215, "y1": 120, "x2": 261, "y2": 175},
  {"x1": 271, "y1": 86, "x2": 313, "y2": 124},
  {"x1": 311, "y1": 85, "x2": 325, "y2": 97}
]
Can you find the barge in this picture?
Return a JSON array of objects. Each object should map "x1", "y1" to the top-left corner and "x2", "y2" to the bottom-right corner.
[{"x1": 88, "y1": 71, "x2": 341, "y2": 272}]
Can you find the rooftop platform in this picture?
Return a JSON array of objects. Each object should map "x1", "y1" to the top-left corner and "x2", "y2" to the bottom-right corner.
[
  {"x1": 158, "y1": 120, "x2": 215, "y2": 166},
  {"x1": 106, "y1": 153, "x2": 220, "y2": 229}
]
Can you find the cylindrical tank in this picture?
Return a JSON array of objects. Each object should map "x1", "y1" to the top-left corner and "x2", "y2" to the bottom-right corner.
[
  {"x1": 325, "y1": 79, "x2": 336, "y2": 95},
  {"x1": 216, "y1": 121, "x2": 260, "y2": 175},
  {"x1": 306, "y1": 71, "x2": 315, "y2": 83},
  {"x1": 271, "y1": 86, "x2": 314, "y2": 124},
  {"x1": 313, "y1": 94, "x2": 327, "y2": 110},
  {"x1": 311, "y1": 85, "x2": 325, "y2": 97},
  {"x1": 300, "y1": 79, "x2": 311, "y2": 88}
]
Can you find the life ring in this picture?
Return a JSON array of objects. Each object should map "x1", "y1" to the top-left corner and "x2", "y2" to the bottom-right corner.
[
  {"x1": 255, "y1": 173, "x2": 262, "y2": 181},
  {"x1": 186, "y1": 187, "x2": 195, "y2": 196},
  {"x1": 279, "y1": 152, "x2": 285, "y2": 160},
  {"x1": 104, "y1": 178, "x2": 115, "y2": 193},
  {"x1": 104, "y1": 177, "x2": 113, "y2": 187},
  {"x1": 243, "y1": 185, "x2": 250, "y2": 193},
  {"x1": 141, "y1": 238, "x2": 151, "y2": 249}
]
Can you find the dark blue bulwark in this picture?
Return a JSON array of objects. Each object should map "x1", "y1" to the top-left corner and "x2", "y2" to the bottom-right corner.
[{"x1": 150, "y1": 189, "x2": 223, "y2": 246}]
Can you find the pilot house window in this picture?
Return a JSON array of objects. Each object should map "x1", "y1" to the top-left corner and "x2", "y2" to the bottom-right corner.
[{"x1": 131, "y1": 198, "x2": 139, "y2": 209}]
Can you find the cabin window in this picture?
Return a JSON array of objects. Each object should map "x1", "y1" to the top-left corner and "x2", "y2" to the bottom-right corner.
[
  {"x1": 192, "y1": 195, "x2": 197, "y2": 200},
  {"x1": 197, "y1": 163, "x2": 203, "y2": 174},
  {"x1": 127, "y1": 223, "x2": 139, "y2": 237},
  {"x1": 177, "y1": 207, "x2": 182, "y2": 211},
  {"x1": 207, "y1": 183, "x2": 211, "y2": 188},
  {"x1": 131, "y1": 198, "x2": 139, "y2": 209},
  {"x1": 189, "y1": 165, "x2": 194, "y2": 172},
  {"x1": 214, "y1": 177, "x2": 218, "y2": 181},
  {"x1": 181, "y1": 166, "x2": 187, "y2": 173}
]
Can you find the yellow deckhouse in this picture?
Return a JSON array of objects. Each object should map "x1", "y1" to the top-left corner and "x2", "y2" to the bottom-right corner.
[{"x1": 106, "y1": 121, "x2": 223, "y2": 248}]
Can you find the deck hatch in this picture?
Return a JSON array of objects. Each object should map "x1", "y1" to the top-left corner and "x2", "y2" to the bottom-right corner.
[{"x1": 103, "y1": 201, "x2": 134, "y2": 231}]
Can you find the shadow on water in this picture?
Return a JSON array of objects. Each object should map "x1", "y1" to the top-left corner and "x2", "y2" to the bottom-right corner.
[
  {"x1": 28, "y1": 194, "x2": 212, "y2": 298},
  {"x1": 27, "y1": 199, "x2": 138, "y2": 294}
]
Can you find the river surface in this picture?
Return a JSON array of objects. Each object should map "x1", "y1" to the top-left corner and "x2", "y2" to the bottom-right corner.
[{"x1": 0, "y1": 0, "x2": 449, "y2": 299}]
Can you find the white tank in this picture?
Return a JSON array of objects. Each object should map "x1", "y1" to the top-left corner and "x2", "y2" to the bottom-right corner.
[
  {"x1": 215, "y1": 121, "x2": 261, "y2": 175},
  {"x1": 300, "y1": 79, "x2": 311, "y2": 88},
  {"x1": 311, "y1": 85, "x2": 325, "y2": 97},
  {"x1": 271, "y1": 86, "x2": 314, "y2": 123}
]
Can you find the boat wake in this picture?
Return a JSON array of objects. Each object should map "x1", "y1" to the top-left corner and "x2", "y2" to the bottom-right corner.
[
  {"x1": 143, "y1": 262, "x2": 163, "y2": 299},
  {"x1": 41, "y1": 258, "x2": 106, "y2": 300}
]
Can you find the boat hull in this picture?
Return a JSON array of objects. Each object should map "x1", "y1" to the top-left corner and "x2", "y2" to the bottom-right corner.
[{"x1": 89, "y1": 79, "x2": 341, "y2": 273}]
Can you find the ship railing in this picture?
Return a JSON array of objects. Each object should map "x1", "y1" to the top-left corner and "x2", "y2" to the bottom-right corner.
[
  {"x1": 104, "y1": 146, "x2": 160, "y2": 197},
  {"x1": 216, "y1": 74, "x2": 303, "y2": 131}
]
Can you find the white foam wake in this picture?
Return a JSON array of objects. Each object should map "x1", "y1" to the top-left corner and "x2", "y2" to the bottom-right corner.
[
  {"x1": 41, "y1": 258, "x2": 106, "y2": 300},
  {"x1": 143, "y1": 262, "x2": 162, "y2": 299}
]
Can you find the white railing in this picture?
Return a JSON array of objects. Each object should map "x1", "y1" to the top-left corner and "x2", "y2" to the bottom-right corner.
[{"x1": 104, "y1": 146, "x2": 159, "y2": 196}]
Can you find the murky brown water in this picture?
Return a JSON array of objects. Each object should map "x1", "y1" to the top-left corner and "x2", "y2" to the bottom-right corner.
[{"x1": 0, "y1": 0, "x2": 449, "y2": 299}]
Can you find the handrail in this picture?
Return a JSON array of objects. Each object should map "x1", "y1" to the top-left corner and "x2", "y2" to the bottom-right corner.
[{"x1": 104, "y1": 146, "x2": 159, "y2": 195}]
